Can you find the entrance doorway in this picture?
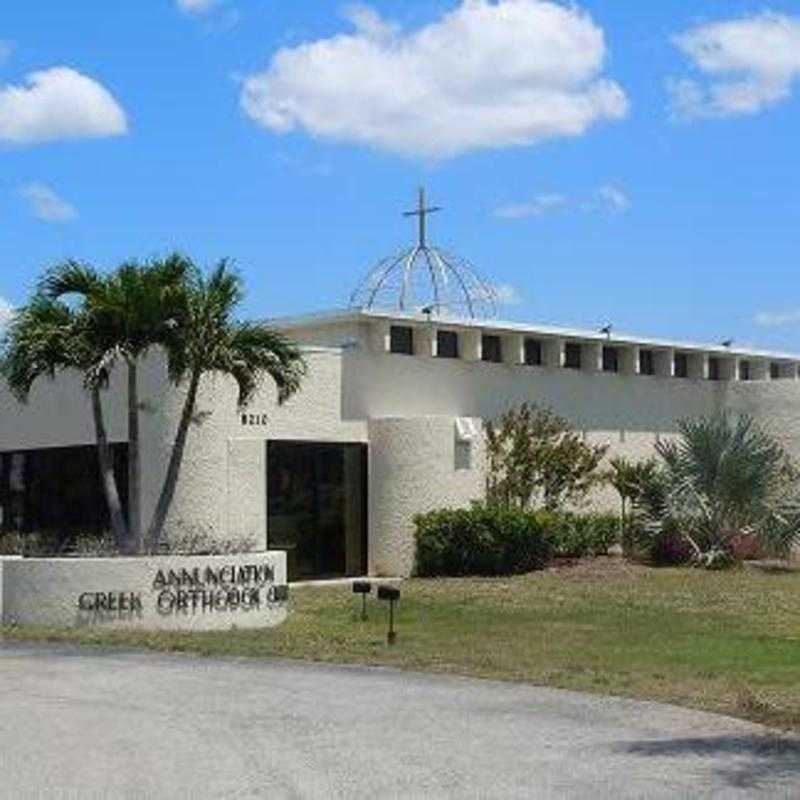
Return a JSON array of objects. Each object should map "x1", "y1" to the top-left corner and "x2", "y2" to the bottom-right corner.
[{"x1": 266, "y1": 442, "x2": 368, "y2": 581}]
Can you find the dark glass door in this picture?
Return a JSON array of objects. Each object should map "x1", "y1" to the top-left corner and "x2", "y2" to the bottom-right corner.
[{"x1": 267, "y1": 442, "x2": 367, "y2": 580}]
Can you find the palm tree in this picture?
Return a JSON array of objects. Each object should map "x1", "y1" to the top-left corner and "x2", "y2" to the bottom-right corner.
[
  {"x1": 144, "y1": 260, "x2": 306, "y2": 550},
  {"x1": 41, "y1": 255, "x2": 189, "y2": 552},
  {"x1": 2, "y1": 295, "x2": 128, "y2": 547},
  {"x1": 653, "y1": 414, "x2": 800, "y2": 564}
]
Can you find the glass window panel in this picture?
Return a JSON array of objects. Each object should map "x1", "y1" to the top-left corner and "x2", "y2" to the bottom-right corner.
[{"x1": 389, "y1": 325, "x2": 414, "y2": 355}]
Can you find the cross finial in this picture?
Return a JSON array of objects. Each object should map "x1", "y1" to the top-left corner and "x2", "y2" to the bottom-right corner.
[{"x1": 403, "y1": 187, "x2": 441, "y2": 248}]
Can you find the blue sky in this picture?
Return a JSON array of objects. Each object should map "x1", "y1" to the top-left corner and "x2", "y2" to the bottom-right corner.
[{"x1": 2, "y1": 1, "x2": 800, "y2": 351}]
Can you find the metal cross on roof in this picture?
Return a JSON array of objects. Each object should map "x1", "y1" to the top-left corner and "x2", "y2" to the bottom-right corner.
[{"x1": 403, "y1": 187, "x2": 441, "y2": 248}]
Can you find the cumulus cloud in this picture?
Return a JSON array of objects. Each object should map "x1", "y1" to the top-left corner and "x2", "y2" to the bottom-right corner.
[
  {"x1": 241, "y1": 0, "x2": 628, "y2": 159},
  {"x1": 494, "y1": 194, "x2": 567, "y2": 219},
  {"x1": 669, "y1": 12, "x2": 800, "y2": 119},
  {"x1": 0, "y1": 67, "x2": 127, "y2": 145},
  {"x1": 754, "y1": 308, "x2": 800, "y2": 327},
  {"x1": 20, "y1": 182, "x2": 78, "y2": 221},
  {"x1": 0, "y1": 296, "x2": 14, "y2": 328}
]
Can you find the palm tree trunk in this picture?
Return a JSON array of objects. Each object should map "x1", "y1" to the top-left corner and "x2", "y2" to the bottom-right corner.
[
  {"x1": 145, "y1": 370, "x2": 201, "y2": 552},
  {"x1": 91, "y1": 386, "x2": 128, "y2": 549},
  {"x1": 127, "y1": 358, "x2": 142, "y2": 553}
]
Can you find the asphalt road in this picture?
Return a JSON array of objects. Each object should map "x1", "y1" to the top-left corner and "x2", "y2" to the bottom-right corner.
[{"x1": 1, "y1": 644, "x2": 798, "y2": 798}]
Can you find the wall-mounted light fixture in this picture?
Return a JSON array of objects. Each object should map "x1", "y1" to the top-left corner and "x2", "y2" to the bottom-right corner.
[
  {"x1": 377, "y1": 585, "x2": 401, "y2": 644},
  {"x1": 352, "y1": 580, "x2": 372, "y2": 621}
]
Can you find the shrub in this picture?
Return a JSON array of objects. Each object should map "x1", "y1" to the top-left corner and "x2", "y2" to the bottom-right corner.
[
  {"x1": 414, "y1": 504, "x2": 554, "y2": 576},
  {"x1": 548, "y1": 513, "x2": 620, "y2": 558},
  {"x1": 414, "y1": 506, "x2": 621, "y2": 576},
  {"x1": 486, "y1": 403, "x2": 608, "y2": 511}
]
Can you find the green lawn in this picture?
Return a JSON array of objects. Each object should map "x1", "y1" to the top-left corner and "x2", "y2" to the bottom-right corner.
[{"x1": 4, "y1": 559, "x2": 800, "y2": 731}]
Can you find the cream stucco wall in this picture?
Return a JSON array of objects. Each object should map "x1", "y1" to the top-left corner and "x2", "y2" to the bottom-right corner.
[
  {"x1": 368, "y1": 416, "x2": 485, "y2": 576},
  {"x1": 2, "y1": 313, "x2": 799, "y2": 578}
]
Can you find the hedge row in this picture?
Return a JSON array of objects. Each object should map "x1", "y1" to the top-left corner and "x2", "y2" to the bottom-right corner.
[{"x1": 414, "y1": 504, "x2": 620, "y2": 577}]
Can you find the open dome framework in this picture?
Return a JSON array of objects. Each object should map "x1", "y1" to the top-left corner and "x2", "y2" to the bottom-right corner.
[{"x1": 349, "y1": 188, "x2": 498, "y2": 319}]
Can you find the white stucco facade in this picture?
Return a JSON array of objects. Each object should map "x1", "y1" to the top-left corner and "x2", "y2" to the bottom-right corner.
[{"x1": 2, "y1": 308, "x2": 799, "y2": 577}]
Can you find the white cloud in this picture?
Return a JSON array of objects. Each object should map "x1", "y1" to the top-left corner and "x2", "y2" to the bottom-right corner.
[
  {"x1": 0, "y1": 66, "x2": 127, "y2": 145},
  {"x1": 0, "y1": 40, "x2": 14, "y2": 64},
  {"x1": 754, "y1": 308, "x2": 800, "y2": 328},
  {"x1": 669, "y1": 12, "x2": 800, "y2": 119},
  {"x1": 20, "y1": 182, "x2": 78, "y2": 221},
  {"x1": 494, "y1": 193, "x2": 568, "y2": 219},
  {"x1": 176, "y1": 0, "x2": 219, "y2": 14},
  {"x1": 241, "y1": 0, "x2": 628, "y2": 159},
  {"x1": 0, "y1": 297, "x2": 14, "y2": 328},
  {"x1": 597, "y1": 183, "x2": 630, "y2": 213},
  {"x1": 495, "y1": 184, "x2": 630, "y2": 219}
]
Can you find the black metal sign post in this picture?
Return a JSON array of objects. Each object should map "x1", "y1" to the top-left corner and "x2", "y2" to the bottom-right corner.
[
  {"x1": 377, "y1": 585, "x2": 400, "y2": 644},
  {"x1": 352, "y1": 580, "x2": 371, "y2": 621}
]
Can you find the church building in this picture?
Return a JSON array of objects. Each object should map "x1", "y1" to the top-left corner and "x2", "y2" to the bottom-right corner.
[{"x1": 2, "y1": 191, "x2": 799, "y2": 579}]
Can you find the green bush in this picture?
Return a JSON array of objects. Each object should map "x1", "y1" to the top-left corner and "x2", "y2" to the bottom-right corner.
[
  {"x1": 548, "y1": 513, "x2": 620, "y2": 558},
  {"x1": 414, "y1": 504, "x2": 555, "y2": 576},
  {"x1": 414, "y1": 505, "x2": 621, "y2": 576}
]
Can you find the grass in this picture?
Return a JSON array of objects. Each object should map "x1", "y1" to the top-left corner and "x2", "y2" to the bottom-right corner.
[{"x1": 4, "y1": 558, "x2": 800, "y2": 731}]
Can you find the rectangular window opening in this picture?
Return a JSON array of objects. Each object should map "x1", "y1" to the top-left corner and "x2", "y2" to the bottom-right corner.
[
  {"x1": 481, "y1": 335, "x2": 502, "y2": 363},
  {"x1": 602, "y1": 346, "x2": 619, "y2": 373},
  {"x1": 708, "y1": 357, "x2": 721, "y2": 381},
  {"x1": 389, "y1": 325, "x2": 414, "y2": 355},
  {"x1": 639, "y1": 349, "x2": 655, "y2": 376},
  {"x1": 674, "y1": 353, "x2": 688, "y2": 378},
  {"x1": 564, "y1": 343, "x2": 582, "y2": 370},
  {"x1": 436, "y1": 330, "x2": 459, "y2": 359},
  {"x1": 524, "y1": 338, "x2": 542, "y2": 366},
  {"x1": 739, "y1": 360, "x2": 751, "y2": 381}
]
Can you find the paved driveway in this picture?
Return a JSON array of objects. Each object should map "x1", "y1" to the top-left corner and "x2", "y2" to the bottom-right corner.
[{"x1": 0, "y1": 644, "x2": 798, "y2": 798}]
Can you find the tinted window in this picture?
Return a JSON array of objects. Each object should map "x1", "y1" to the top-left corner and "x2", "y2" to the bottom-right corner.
[
  {"x1": 770, "y1": 362, "x2": 781, "y2": 379},
  {"x1": 739, "y1": 360, "x2": 751, "y2": 381},
  {"x1": 639, "y1": 349, "x2": 654, "y2": 375},
  {"x1": 0, "y1": 444, "x2": 128, "y2": 547},
  {"x1": 390, "y1": 325, "x2": 414, "y2": 355},
  {"x1": 602, "y1": 347, "x2": 619, "y2": 373},
  {"x1": 564, "y1": 343, "x2": 582, "y2": 369},
  {"x1": 436, "y1": 330, "x2": 459, "y2": 358},
  {"x1": 524, "y1": 338, "x2": 542, "y2": 366},
  {"x1": 482, "y1": 335, "x2": 502, "y2": 363}
]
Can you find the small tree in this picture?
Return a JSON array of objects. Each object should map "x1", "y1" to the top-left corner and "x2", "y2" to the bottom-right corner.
[
  {"x1": 486, "y1": 403, "x2": 608, "y2": 511},
  {"x1": 606, "y1": 456, "x2": 659, "y2": 544}
]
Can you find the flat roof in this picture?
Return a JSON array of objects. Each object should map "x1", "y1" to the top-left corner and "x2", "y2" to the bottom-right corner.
[{"x1": 267, "y1": 307, "x2": 800, "y2": 362}]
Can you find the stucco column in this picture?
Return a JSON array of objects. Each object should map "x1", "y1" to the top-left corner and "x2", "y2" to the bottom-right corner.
[
  {"x1": 718, "y1": 357, "x2": 737, "y2": 381},
  {"x1": 583, "y1": 343, "x2": 603, "y2": 373},
  {"x1": 687, "y1": 353, "x2": 709, "y2": 380},
  {"x1": 461, "y1": 330, "x2": 482, "y2": 362},
  {"x1": 504, "y1": 334, "x2": 525, "y2": 366},
  {"x1": 414, "y1": 326, "x2": 437, "y2": 357},
  {"x1": 750, "y1": 360, "x2": 770, "y2": 381},
  {"x1": 653, "y1": 348, "x2": 674, "y2": 377},
  {"x1": 619, "y1": 345, "x2": 639, "y2": 375},
  {"x1": 543, "y1": 338, "x2": 564, "y2": 368},
  {"x1": 369, "y1": 321, "x2": 391, "y2": 354}
]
